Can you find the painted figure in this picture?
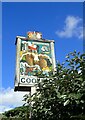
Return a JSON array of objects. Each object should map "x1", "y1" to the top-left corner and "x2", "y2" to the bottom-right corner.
[{"x1": 20, "y1": 40, "x2": 53, "y2": 76}]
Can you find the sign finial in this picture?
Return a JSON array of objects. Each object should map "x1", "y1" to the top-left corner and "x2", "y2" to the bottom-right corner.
[{"x1": 27, "y1": 31, "x2": 42, "y2": 40}]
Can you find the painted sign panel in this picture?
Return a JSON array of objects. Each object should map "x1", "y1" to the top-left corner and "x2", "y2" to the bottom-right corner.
[{"x1": 20, "y1": 40, "x2": 53, "y2": 77}]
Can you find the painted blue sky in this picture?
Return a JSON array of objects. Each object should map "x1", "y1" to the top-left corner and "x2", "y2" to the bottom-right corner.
[{"x1": 1, "y1": 2, "x2": 83, "y2": 112}]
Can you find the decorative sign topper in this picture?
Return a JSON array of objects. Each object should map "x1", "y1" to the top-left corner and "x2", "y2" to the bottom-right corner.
[{"x1": 27, "y1": 31, "x2": 42, "y2": 40}]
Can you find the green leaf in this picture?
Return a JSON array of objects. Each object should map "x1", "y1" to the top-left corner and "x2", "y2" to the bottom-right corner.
[{"x1": 64, "y1": 99, "x2": 70, "y2": 106}]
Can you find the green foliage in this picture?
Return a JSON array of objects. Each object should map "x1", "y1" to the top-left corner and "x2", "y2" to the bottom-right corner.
[
  {"x1": 2, "y1": 106, "x2": 30, "y2": 120},
  {"x1": 23, "y1": 51, "x2": 85, "y2": 120},
  {"x1": 3, "y1": 51, "x2": 84, "y2": 120}
]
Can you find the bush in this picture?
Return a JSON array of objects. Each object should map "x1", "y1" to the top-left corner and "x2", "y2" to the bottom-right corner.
[{"x1": 24, "y1": 51, "x2": 85, "y2": 120}]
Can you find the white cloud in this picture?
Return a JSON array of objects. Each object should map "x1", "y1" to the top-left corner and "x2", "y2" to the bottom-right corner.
[
  {"x1": 0, "y1": 87, "x2": 29, "y2": 113},
  {"x1": 56, "y1": 16, "x2": 83, "y2": 39},
  {"x1": 0, "y1": 105, "x2": 13, "y2": 113}
]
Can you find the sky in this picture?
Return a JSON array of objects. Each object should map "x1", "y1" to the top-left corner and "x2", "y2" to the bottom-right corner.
[
  {"x1": 1, "y1": 0, "x2": 84, "y2": 2},
  {"x1": 1, "y1": 2, "x2": 83, "y2": 113}
]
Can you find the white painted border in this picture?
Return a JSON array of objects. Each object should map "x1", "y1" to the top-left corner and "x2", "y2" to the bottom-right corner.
[
  {"x1": 15, "y1": 37, "x2": 21, "y2": 86},
  {"x1": 50, "y1": 41, "x2": 56, "y2": 72}
]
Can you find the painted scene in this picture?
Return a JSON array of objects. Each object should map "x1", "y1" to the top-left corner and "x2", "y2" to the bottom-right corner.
[{"x1": 19, "y1": 40, "x2": 53, "y2": 76}]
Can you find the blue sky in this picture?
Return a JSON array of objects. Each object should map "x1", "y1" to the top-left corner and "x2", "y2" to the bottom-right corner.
[{"x1": 1, "y1": 2, "x2": 83, "y2": 112}]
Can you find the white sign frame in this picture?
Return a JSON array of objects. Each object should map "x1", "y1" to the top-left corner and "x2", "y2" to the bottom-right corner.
[{"x1": 14, "y1": 36, "x2": 56, "y2": 91}]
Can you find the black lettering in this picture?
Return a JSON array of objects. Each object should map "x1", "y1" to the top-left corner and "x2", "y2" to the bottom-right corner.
[
  {"x1": 32, "y1": 78, "x2": 36, "y2": 83},
  {"x1": 21, "y1": 78, "x2": 25, "y2": 83},
  {"x1": 26, "y1": 78, "x2": 31, "y2": 83}
]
